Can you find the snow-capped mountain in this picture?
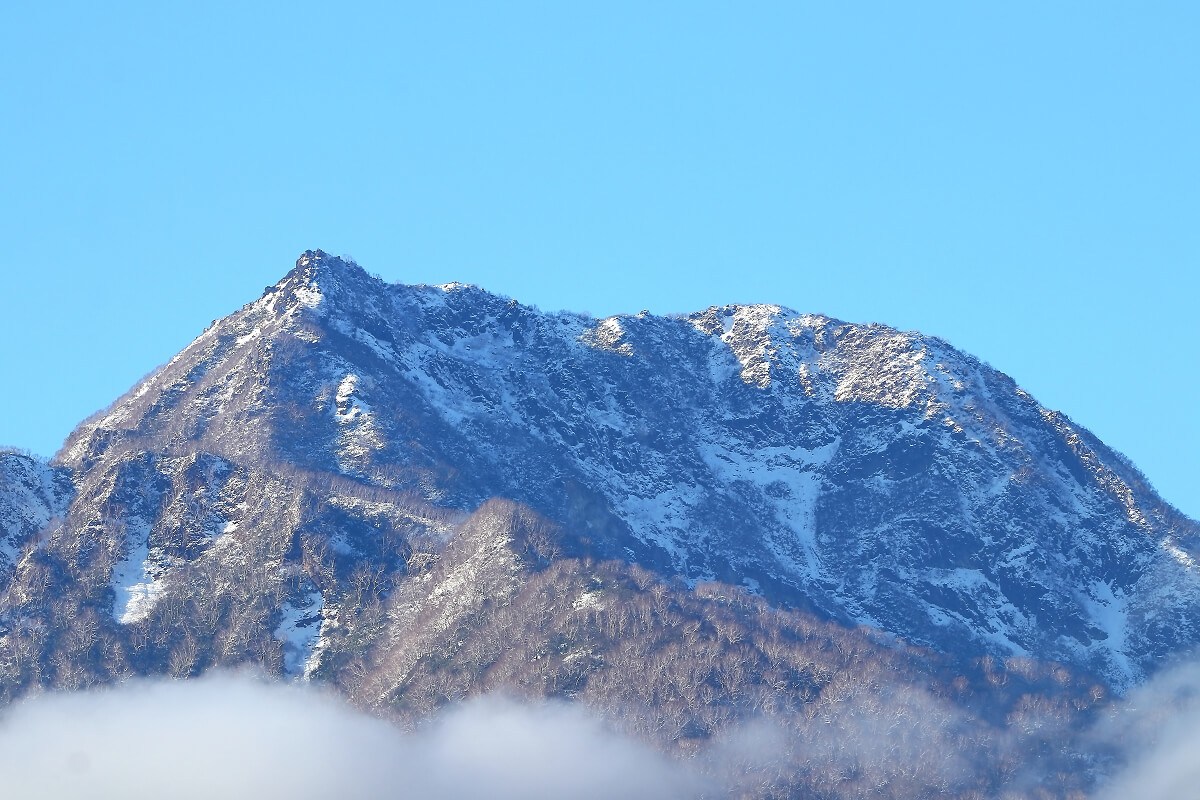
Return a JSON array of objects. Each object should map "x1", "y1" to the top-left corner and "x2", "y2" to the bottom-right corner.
[{"x1": 4, "y1": 249, "x2": 1190, "y2": 694}]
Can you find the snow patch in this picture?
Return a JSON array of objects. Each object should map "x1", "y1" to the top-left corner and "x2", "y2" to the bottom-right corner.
[
  {"x1": 234, "y1": 328, "x2": 262, "y2": 347},
  {"x1": 573, "y1": 590, "x2": 605, "y2": 611},
  {"x1": 111, "y1": 523, "x2": 166, "y2": 624},
  {"x1": 275, "y1": 589, "x2": 326, "y2": 678},
  {"x1": 1079, "y1": 580, "x2": 1133, "y2": 683},
  {"x1": 335, "y1": 375, "x2": 372, "y2": 422},
  {"x1": 582, "y1": 317, "x2": 634, "y2": 356},
  {"x1": 294, "y1": 284, "x2": 323, "y2": 309},
  {"x1": 1162, "y1": 540, "x2": 1199, "y2": 571}
]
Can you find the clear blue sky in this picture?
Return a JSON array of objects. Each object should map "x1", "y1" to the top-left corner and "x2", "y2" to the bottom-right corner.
[{"x1": 2, "y1": 3, "x2": 1196, "y2": 518}]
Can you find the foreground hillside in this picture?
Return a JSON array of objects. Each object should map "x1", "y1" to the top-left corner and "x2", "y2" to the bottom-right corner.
[{"x1": 1, "y1": 251, "x2": 1197, "y2": 797}]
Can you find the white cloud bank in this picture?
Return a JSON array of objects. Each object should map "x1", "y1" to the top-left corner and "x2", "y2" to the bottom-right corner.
[
  {"x1": 1092, "y1": 659, "x2": 1200, "y2": 800},
  {"x1": 12, "y1": 662, "x2": 1200, "y2": 799},
  {"x1": 0, "y1": 675, "x2": 700, "y2": 800}
]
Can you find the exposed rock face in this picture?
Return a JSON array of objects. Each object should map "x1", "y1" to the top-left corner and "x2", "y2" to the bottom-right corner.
[
  {"x1": 2, "y1": 250, "x2": 1198, "y2": 696},
  {"x1": 0, "y1": 452, "x2": 73, "y2": 575}
]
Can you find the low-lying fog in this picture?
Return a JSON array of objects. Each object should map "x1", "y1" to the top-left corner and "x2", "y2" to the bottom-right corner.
[{"x1": 3, "y1": 662, "x2": 1200, "y2": 799}]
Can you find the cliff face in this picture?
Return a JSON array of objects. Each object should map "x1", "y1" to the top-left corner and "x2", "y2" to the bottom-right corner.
[{"x1": 0, "y1": 452, "x2": 73, "y2": 575}]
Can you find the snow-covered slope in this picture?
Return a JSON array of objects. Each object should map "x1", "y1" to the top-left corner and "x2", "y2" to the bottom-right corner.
[
  {"x1": 0, "y1": 452, "x2": 73, "y2": 575},
  {"x1": 5, "y1": 251, "x2": 1197, "y2": 693}
]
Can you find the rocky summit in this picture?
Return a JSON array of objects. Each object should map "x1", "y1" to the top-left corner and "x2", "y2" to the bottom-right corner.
[{"x1": 1, "y1": 250, "x2": 1198, "y2": 795}]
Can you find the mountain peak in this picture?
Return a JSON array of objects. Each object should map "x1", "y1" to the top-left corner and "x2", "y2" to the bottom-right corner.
[
  {"x1": 266, "y1": 249, "x2": 370, "y2": 313},
  {"x1": 289, "y1": 249, "x2": 368, "y2": 287},
  {"x1": 294, "y1": 248, "x2": 357, "y2": 274}
]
